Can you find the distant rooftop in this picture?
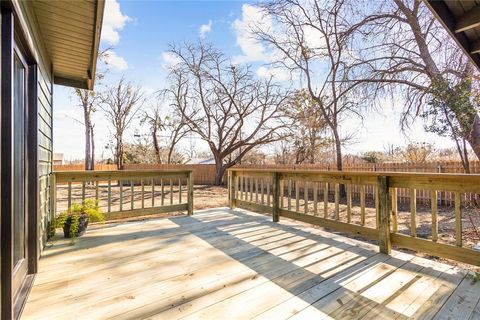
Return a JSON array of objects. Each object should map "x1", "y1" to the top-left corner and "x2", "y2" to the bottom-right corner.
[{"x1": 186, "y1": 158, "x2": 215, "y2": 165}]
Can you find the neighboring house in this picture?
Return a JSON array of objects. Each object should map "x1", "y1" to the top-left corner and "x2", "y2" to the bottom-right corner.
[
  {"x1": 52, "y1": 153, "x2": 64, "y2": 165},
  {"x1": 0, "y1": 1, "x2": 104, "y2": 318},
  {"x1": 186, "y1": 157, "x2": 216, "y2": 165}
]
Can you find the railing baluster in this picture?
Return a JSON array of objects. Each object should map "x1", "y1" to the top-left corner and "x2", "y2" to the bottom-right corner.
[
  {"x1": 261, "y1": 178, "x2": 265, "y2": 205},
  {"x1": 272, "y1": 172, "x2": 280, "y2": 222},
  {"x1": 95, "y1": 181, "x2": 99, "y2": 202},
  {"x1": 266, "y1": 178, "x2": 270, "y2": 206},
  {"x1": 288, "y1": 180, "x2": 292, "y2": 211},
  {"x1": 67, "y1": 181, "x2": 72, "y2": 209},
  {"x1": 108, "y1": 179, "x2": 111, "y2": 213},
  {"x1": 130, "y1": 179, "x2": 134, "y2": 210},
  {"x1": 82, "y1": 182, "x2": 86, "y2": 203},
  {"x1": 347, "y1": 184, "x2": 352, "y2": 223},
  {"x1": 234, "y1": 174, "x2": 238, "y2": 203},
  {"x1": 141, "y1": 179, "x2": 145, "y2": 209},
  {"x1": 51, "y1": 174, "x2": 57, "y2": 219},
  {"x1": 378, "y1": 176, "x2": 391, "y2": 254},
  {"x1": 151, "y1": 178, "x2": 155, "y2": 207},
  {"x1": 250, "y1": 177, "x2": 253, "y2": 202},
  {"x1": 295, "y1": 180, "x2": 300, "y2": 212},
  {"x1": 334, "y1": 183, "x2": 339, "y2": 220},
  {"x1": 324, "y1": 183, "x2": 329, "y2": 218},
  {"x1": 119, "y1": 180, "x2": 123, "y2": 211},
  {"x1": 410, "y1": 188, "x2": 417, "y2": 237},
  {"x1": 455, "y1": 192, "x2": 462, "y2": 247},
  {"x1": 360, "y1": 184, "x2": 365, "y2": 225},
  {"x1": 179, "y1": 178, "x2": 182, "y2": 204},
  {"x1": 188, "y1": 171, "x2": 193, "y2": 215},
  {"x1": 240, "y1": 176, "x2": 244, "y2": 200},
  {"x1": 161, "y1": 178, "x2": 164, "y2": 206},
  {"x1": 391, "y1": 188, "x2": 397, "y2": 233},
  {"x1": 375, "y1": 186, "x2": 379, "y2": 225},
  {"x1": 432, "y1": 190, "x2": 438, "y2": 242},
  {"x1": 304, "y1": 181, "x2": 308, "y2": 214},
  {"x1": 170, "y1": 178, "x2": 173, "y2": 205},
  {"x1": 313, "y1": 182, "x2": 318, "y2": 216},
  {"x1": 280, "y1": 180, "x2": 284, "y2": 209}
]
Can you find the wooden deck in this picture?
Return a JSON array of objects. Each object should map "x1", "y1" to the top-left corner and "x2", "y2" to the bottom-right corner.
[{"x1": 23, "y1": 208, "x2": 480, "y2": 319}]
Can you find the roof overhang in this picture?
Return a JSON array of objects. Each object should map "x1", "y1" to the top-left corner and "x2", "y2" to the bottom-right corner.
[
  {"x1": 31, "y1": 0, "x2": 105, "y2": 90},
  {"x1": 425, "y1": 0, "x2": 480, "y2": 70}
]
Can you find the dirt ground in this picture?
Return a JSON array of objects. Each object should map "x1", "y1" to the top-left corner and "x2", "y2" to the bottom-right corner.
[{"x1": 56, "y1": 184, "x2": 479, "y2": 270}]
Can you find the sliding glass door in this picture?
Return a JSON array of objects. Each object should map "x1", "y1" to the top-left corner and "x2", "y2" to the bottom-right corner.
[{"x1": 12, "y1": 50, "x2": 28, "y2": 299}]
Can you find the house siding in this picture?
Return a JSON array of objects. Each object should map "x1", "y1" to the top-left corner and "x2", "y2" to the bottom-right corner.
[
  {"x1": 37, "y1": 67, "x2": 53, "y2": 249},
  {"x1": 15, "y1": 0, "x2": 54, "y2": 252}
]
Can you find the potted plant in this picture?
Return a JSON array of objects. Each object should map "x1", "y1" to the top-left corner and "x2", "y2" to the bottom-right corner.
[{"x1": 55, "y1": 199, "x2": 105, "y2": 238}]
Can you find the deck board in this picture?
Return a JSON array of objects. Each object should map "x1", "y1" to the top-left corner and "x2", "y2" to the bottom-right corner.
[{"x1": 22, "y1": 207, "x2": 480, "y2": 320}]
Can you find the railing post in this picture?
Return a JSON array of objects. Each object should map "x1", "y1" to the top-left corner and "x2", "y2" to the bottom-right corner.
[
  {"x1": 272, "y1": 172, "x2": 280, "y2": 222},
  {"x1": 187, "y1": 171, "x2": 194, "y2": 215},
  {"x1": 378, "y1": 175, "x2": 391, "y2": 254},
  {"x1": 50, "y1": 172, "x2": 57, "y2": 222},
  {"x1": 228, "y1": 171, "x2": 236, "y2": 209}
]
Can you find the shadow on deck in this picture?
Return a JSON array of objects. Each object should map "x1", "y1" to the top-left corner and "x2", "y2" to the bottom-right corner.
[{"x1": 22, "y1": 208, "x2": 480, "y2": 319}]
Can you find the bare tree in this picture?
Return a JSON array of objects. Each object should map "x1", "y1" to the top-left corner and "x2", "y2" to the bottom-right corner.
[
  {"x1": 164, "y1": 115, "x2": 189, "y2": 164},
  {"x1": 252, "y1": 0, "x2": 378, "y2": 175},
  {"x1": 141, "y1": 102, "x2": 165, "y2": 163},
  {"x1": 361, "y1": 0, "x2": 480, "y2": 172},
  {"x1": 142, "y1": 94, "x2": 189, "y2": 164},
  {"x1": 74, "y1": 90, "x2": 97, "y2": 170},
  {"x1": 73, "y1": 49, "x2": 109, "y2": 170},
  {"x1": 165, "y1": 42, "x2": 289, "y2": 184},
  {"x1": 400, "y1": 142, "x2": 436, "y2": 163},
  {"x1": 286, "y1": 90, "x2": 330, "y2": 164},
  {"x1": 161, "y1": 87, "x2": 190, "y2": 164},
  {"x1": 101, "y1": 77, "x2": 144, "y2": 169}
]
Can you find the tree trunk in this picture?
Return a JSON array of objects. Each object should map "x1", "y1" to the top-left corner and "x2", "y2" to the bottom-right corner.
[
  {"x1": 85, "y1": 124, "x2": 91, "y2": 170},
  {"x1": 332, "y1": 129, "x2": 346, "y2": 197},
  {"x1": 116, "y1": 137, "x2": 124, "y2": 170},
  {"x1": 214, "y1": 157, "x2": 226, "y2": 186},
  {"x1": 152, "y1": 127, "x2": 161, "y2": 163},
  {"x1": 467, "y1": 114, "x2": 480, "y2": 161},
  {"x1": 167, "y1": 146, "x2": 174, "y2": 164},
  {"x1": 91, "y1": 126, "x2": 95, "y2": 170}
]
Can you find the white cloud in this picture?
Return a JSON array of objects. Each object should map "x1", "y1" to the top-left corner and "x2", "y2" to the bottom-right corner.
[
  {"x1": 199, "y1": 20, "x2": 212, "y2": 39},
  {"x1": 101, "y1": 0, "x2": 130, "y2": 45},
  {"x1": 256, "y1": 66, "x2": 289, "y2": 81},
  {"x1": 232, "y1": 4, "x2": 273, "y2": 64},
  {"x1": 104, "y1": 50, "x2": 128, "y2": 70},
  {"x1": 161, "y1": 51, "x2": 181, "y2": 69}
]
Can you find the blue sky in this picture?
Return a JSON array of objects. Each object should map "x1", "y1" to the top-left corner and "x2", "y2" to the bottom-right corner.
[{"x1": 53, "y1": 0, "x2": 454, "y2": 161}]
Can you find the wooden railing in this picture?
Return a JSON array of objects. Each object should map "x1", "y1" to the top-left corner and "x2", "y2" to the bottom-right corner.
[
  {"x1": 51, "y1": 170, "x2": 193, "y2": 220},
  {"x1": 228, "y1": 168, "x2": 480, "y2": 266}
]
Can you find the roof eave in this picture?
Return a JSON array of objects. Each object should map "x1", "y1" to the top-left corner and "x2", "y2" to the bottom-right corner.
[
  {"x1": 424, "y1": 0, "x2": 480, "y2": 70},
  {"x1": 88, "y1": 0, "x2": 105, "y2": 90}
]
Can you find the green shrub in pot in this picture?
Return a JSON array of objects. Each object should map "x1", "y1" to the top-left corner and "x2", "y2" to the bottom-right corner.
[{"x1": 55, "y1": 200, "x2": 105, "y2": 239}]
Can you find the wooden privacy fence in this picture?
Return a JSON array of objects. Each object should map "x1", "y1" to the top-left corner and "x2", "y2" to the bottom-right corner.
[
  {"x1": 124, "y1": 164, "x2": 223, "y2": 185},
  {"x1": 228, "y1": 168, "x2": 480, "y2": 266},
  {"x1": 53, "y1": 164, "x2": 117, "y2": 171},
  {"x1": 51, "y1": 170, "x2": 193, "y2": 220}
]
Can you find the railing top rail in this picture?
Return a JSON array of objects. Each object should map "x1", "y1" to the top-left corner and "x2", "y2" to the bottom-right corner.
[
  {"x1": 229, "y1": 168, "x2": 480, "y2": 192},
  {"x1": 54, "y1": 169, "x2": 192, "y2": 183},
  {"x1": 54, "y1": 169, "x2": 192, "y2": 174},
  {"x1": 228, "y1": 167, "x2": 480, "y2": 179}
]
